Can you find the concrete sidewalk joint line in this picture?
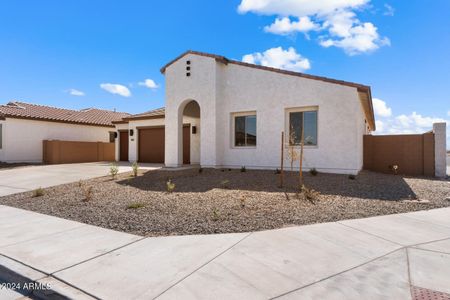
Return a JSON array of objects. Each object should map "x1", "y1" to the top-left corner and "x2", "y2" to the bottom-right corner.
[
  {"x1": 270, "y1": 247, "x2": 405, "y2": 299},
  {"x1": 153, "y1": 232, "x2": 254, "y2": 300},
  {"x1": 51, "y1": 236, "x2": 148, "y2": 275},
  {"x1": 336, "y1": 221, "x2": 404, "y2": 246}
]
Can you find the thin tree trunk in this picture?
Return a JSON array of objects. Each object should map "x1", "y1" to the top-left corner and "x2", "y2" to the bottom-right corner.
[
  {"x1": 299, "y1": 125, "x2": 304, "y2": 189},
  {"x1": 280, "y1": 131, "x2": 284, "y2": 188}
]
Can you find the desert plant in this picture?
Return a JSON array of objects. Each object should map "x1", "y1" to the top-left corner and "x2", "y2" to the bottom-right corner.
[
  {"x1": 389, "y1": 164, "x2": 399, "y2": 175},
  {"x1": 109, "y1": 163, "x2": 119, "y2": 179},
  {"x1": 286, "y1": 128, "x2": 300, "y2": 172},
  {"x1": 32, "y1": 187, "x2": 45, "y2": 197},
  {"x1": 212, "y1": 208, "x2": 220, "y2": 221},
  {"x1": 132, "y1": 162, "x2": 139, "y2": 177},
  {"x1": 241, "y1": 166, "x2": 246, "y2": 172},
  {"x1": 82, "y1": 186, "x2": 93, "y2": 202},
  {"x1": 166, "y1": 179, "x2": 176, "y2": 193},
  {"x1": 275, "y1": 168, "x2": 281, "y2": 174},
  {"x1": 301, "y1": 185, "x2": 319, "y2": 203},
  {"x1": 198, "y1": 167, "x2": 203, "y2": 173},
  {"x1": 348, "y1": 174, "x2": 356, "y2": 180},
  {"x1": 127, "y1": 202, "x2": 145, "y2": 209},
  {"x1": 239, "y1": 195, "x2": 246, "y2": 208},
  {"x1": 220, "y1": 179, "x2": 230, "y2": 189},
  {"x1": 309, "y1": 168, "x2": 318, "y2": 176}
]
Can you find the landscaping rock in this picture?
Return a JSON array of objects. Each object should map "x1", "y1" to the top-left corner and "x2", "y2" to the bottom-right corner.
[{"x1": 0, "y1": 169, "x2": 449, "y2": 236}]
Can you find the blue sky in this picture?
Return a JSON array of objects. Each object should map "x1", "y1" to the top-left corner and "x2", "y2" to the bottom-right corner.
[{"x1": 0, "y1": 0, "x2": 449, "y2": 140}]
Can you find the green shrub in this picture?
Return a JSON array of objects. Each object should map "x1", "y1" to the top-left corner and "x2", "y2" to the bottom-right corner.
[
  {"x1": 109, "y1": 163, "x2": 119, "y2": 179},
  {"x1": 275, "y1": 168, "x2": 281, "y2": 174},
  {"x1": 348, "y1": 174, "x2": 356, "y2": 180},
  {"x1": 166, "y1": 179, "x2": 176, "y2": 193},
  {"x1": 241, "y1": 166, "x2": 246, "y2": 172},
  {"x1": 309, "y1": 168, "x2": 318, "y2": 176},
  {"x1": 32, "y1": 187, "x2": 45, "y2": 197},
  {"x1": 132, "y1": 162, "x2": 139, "y2": 177},
  {"x1": 220, "y1": 179, "x2": 230, "y2": 189},
  {"x1": 198, "y1": 167, "x2": 203, "y2": 173},
  {"x1": 212, "y1": 208, "x2": 220, "y2": 221},
  {"x1": 127, "y1": 202, "x2": 145, "y2": 209}
]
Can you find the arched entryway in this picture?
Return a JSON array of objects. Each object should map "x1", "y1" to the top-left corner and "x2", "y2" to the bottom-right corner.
[{"x1": 179, "y1": 100, "x2": 201, "y2": 165}]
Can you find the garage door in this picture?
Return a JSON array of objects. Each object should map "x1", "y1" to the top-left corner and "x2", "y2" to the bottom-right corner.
[{"x1": 138, "y1": 126, "x2": 190, "y2": 164}]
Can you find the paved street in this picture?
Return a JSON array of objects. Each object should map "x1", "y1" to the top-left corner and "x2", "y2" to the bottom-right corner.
[
  {"x1": 0, "y1": 205, "x2": 449, "y2": 299},
  {"x1": 0, "y1": 162, "x2": 161, "y2": 197}
]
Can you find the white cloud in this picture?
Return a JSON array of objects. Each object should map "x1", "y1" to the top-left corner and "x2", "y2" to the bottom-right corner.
[
  {"x1": 67, "y1": 88, "x2": 85, "y2": 96},
  {"x1": 242, "y1": 47, "x2": 311, "y2": 72},
  {"x1": 383, "y1": 4, "x2": 395, "y2": 16},
  {"x1": 372, "y1": 98, "x2": 392, "y2": 117},
  {"x1": 100, "y1": 83, "x2": 131, "y2": 97},
  {"x1": 138, "y1": 79, "x2": 159, "y2": 90},
  {"x1": 264, "y1": 16, "x2": 319, "y2": 35},
  {"x1": 238, "y1": 0, "x2": 389, "y2": 55}
]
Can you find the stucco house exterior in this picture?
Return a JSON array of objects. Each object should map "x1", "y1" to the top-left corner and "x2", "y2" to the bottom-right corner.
[
  {"x1": 0, "y1": 101, "x2": 129, "y2": 163},
  {"x1": 116, "y1": 50, "x2": 375, "y2": 175}
]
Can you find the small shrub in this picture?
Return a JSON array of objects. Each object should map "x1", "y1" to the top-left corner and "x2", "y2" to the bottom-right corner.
[
  {"x1": 389, "y1": 164, "x2": 399, "y2": 175},
  {"x1": 132, "y1": 162, "x2": 139, "y2": 177},
  {"x1": 228, "y1": 168, "x2": 232, "y2": 171},
  {"x1": 166, "y1": 179, "x2": 176, "y2": 193},
  {"x1": 32, "y1": 187, "x2": 45, "y2": 197},
  {"x1": 220, "y1": 179, "x2": 230, "y2": 189},
  {"x1": 301, "y1": 185, "x2": 319, "y2": 203},
  {"x1": 127, "y1": 202, "x2": 145, "y2": 209},
  {"x1": 212, "y1": 208, "x2": 220, "y2": 221},
  {"x1": 275, "y1": 168, "x2": 281, "y2": 174},
  {"x1": 309, "y1": 168, "x2": 318, "y2": 176},
  {"x1": 241, "y1": 166, "x2": 246, "y2": 172},
  {"x1": 198, "y1": 167, "x2": 203, "y2": 173},
  {"x1": 109, "y1": 163, "x2": 119, "y2": 179},
  {"x1": 82, "y1": 186, "x2": 93, "y2": 202},
  {"x1": 348, "y1": 174, "x2": 356, "y2": 180},
  {"x1": 239, "y1": 195, "x2": 246, "y2": 208},
  {"x1": 221, "y1": 169, "x2": 225, "y2": 172}
]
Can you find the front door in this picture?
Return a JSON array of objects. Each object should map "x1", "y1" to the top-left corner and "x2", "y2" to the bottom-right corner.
[{"x1": 119, "y1": 131, "x2": 129, "y2": 161}]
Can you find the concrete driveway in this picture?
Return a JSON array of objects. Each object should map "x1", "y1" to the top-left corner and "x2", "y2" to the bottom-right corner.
[
  {"x1": 0, "y1": 205, "x2": 449, "y2": 299},
  {"x1": 0, "y1": 162, "x2": 162, "y2": 197}
]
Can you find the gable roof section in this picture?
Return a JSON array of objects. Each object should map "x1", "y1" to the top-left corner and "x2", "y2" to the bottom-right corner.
[
  {"x1": 0, "y1": 101, "x2": 130, "y2": 127},
  {"x1": 113, "y1": 107, "x2": 165, "y2": 124},
  {"x1": 160, "y1": 50, "x2": 375, "y2": 131}
]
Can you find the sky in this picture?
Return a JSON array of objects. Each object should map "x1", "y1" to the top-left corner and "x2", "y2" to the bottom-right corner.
[{"x1": 0, "y1": 0, "x2": 449, "y2": 144}]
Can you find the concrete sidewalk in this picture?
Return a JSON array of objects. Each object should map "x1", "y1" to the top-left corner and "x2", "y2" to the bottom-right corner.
[
  {"x1": 0, "y1": 205, "x2": 449, "y2": 299},
  {"x1": 0, "y1": 162, "x2": 162, "y2": 197}
]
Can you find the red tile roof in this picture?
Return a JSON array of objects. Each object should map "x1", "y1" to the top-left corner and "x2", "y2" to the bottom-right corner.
[
  {"x1": 113, "y1": 107, "x2": 165, "y2": 123},
  {"x1": 160, "y1": 50, "x2": 375, "y2": 130},
  {"x1": 0, "y1": 101, "x2": 130, "y2": 127}
]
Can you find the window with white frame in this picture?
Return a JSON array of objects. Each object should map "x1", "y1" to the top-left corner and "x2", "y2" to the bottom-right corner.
[
  {"x1": 288, "y1": 108, "x2": 318, "y2": 146},
  {"x1": 233, "y1": 113, "x2": 256, "y2": 147}
]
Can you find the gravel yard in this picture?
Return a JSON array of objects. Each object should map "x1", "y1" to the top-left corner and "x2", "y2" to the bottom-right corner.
[{"x1": 0, "y1": 168, "x2": 449, "y2": 236}]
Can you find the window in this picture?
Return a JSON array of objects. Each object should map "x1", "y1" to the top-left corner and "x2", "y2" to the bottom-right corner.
[
  {"x1": 0, "y1": 124, "x2": 2, "y2": 149},
  {"x1": 234, "y1": 114, "x2": 256, "y2": 147},
  {"x1": 109, "y1": 132, "x2": 115, "y2": 143},
  {"x1": 288, "y1": 109, "x2": 318, "y2": 146}
]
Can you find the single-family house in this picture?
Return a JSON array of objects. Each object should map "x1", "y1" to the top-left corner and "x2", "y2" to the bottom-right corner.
[
  {"x1": 115, "y1": 50, "x2": 375, "y2": 175},
  {"x1": 0, "y1": 101, "x2": 129, "y2": 163}
]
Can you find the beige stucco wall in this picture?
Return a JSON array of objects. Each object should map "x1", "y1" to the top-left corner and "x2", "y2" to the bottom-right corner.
[
  {"x1": 0, "y1": 118, "x2": 111, "y2": 163},
  {"x1": 164, "y1": 53, "x2": 367, "y2": 174}
]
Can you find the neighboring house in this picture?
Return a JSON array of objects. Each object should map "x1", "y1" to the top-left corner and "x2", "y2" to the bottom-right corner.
[
  {"x1": 0, "y1": 101, "x2": 129, "y2": 163},
  {"x1": 116, "y1": 50, "x2": 375, "y2": 175}
]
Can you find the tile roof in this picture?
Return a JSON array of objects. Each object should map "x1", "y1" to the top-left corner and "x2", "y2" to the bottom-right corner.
[
  {"x1": 114, "y1": 107, "x2": 165, "y2": 123},
  {"x1": 0, "y1": 101, "x2": 130, "y2": 127},
  {"x1": 160, "y1": 50, "x2": 375, "y2": 131}
]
